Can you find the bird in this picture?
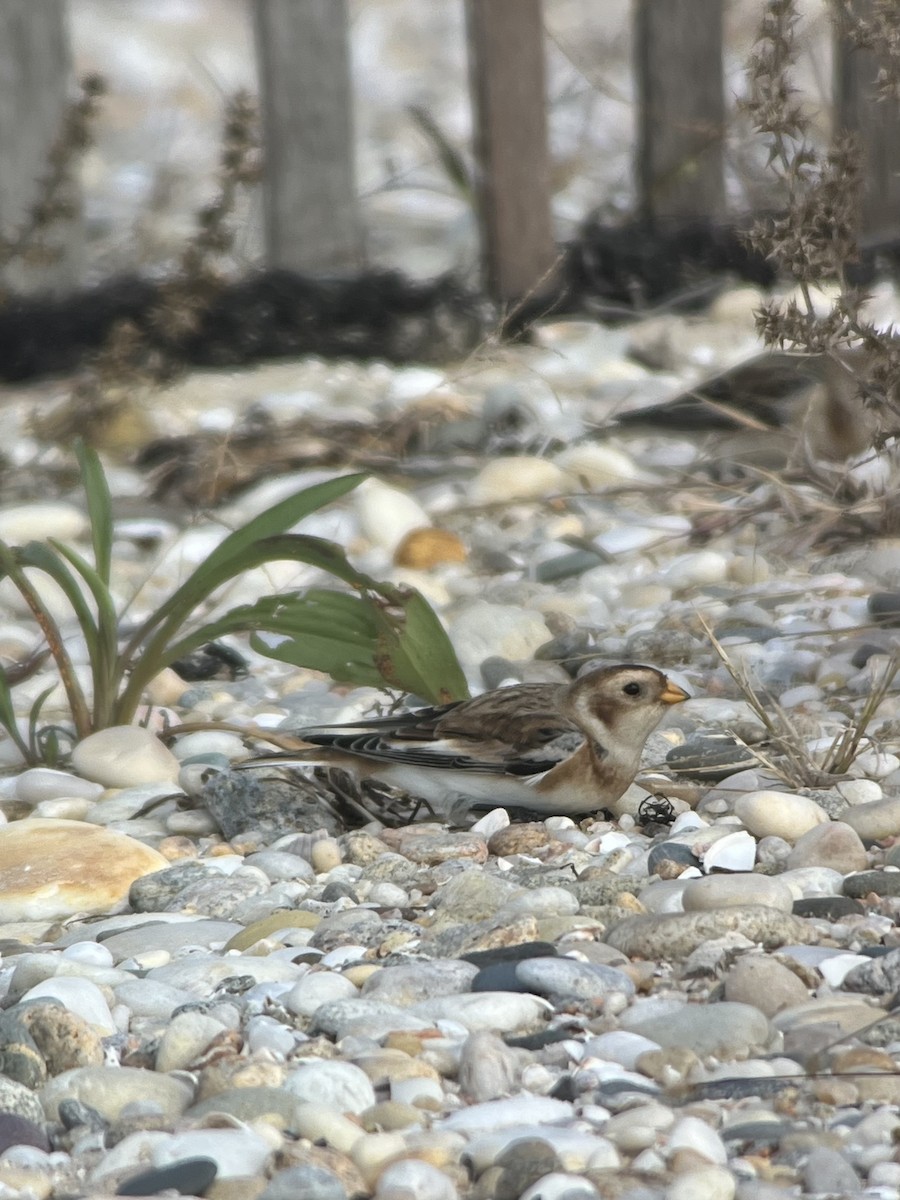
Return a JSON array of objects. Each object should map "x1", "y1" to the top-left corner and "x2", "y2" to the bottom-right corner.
[{"x1": 233, "y1": 663, "x2": 689, "y2": 817}]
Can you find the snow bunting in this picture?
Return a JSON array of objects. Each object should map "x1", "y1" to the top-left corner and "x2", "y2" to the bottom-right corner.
[{"x1": 235, "y1": 663, "x2": 689, "y2": 817}]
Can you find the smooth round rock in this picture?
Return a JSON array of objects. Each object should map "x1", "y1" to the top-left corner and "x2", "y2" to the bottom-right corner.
[
  {"x1": 0, "y1": 819, "x2": 167, "y2": 920},
  {"x1": 152, "y1": 1127, "x2": 274, "y2": 1180},
  {"x1": 605, "y1": 908, "x2": 810, "y2": 960},
  {"x1": 71, "y1": 726, "x2": 180, "y2": 787},
  {"x1": 785, "y1": 820, "x2": 868, "y2": 872},
  {"x1": 734, "y1": 791, "x2": 828, "y2": 842},
  {"x1": 842, "y1": 797, "x2": 900, "y2": 842},
  {"x1": 844, "y1": 870, "x2": 900, "y2": 899},
  {"x1": 723, "y1": 955, "x2": 809, "y2": 1017},
  {"x1": 14, "y1": 769, "x2": 103, "y2": 806},
  {"x1": 469, "y1": 457, "x2": 567, "y2": 504},
  {"x1": 155, "y1": 1011, "x2": 227, "y2": 1072},
  {"x1": 0, "y1": 503, "x2": 88, "y2": 544},
  {"x1": 19, "y1": 977, "x2": 116, "y2": 1035},
  {"x1": 511, "y1": 957, "x2": 635, "y2": 1002},
  {"x1": 682, "y1": 874, "x2": 793, "y2": 914},
  {"x1": 284, "y1": 1061, "x2": 376, "y2": 1115},
  {"x1": 40, "y1": 1066, "x2": 192, "y2": 1122},
  {"x1": 375, "y1": 1157, "x2": 458, "y2": 1200},
  {"x1": 623, "y1": 1001, "x2": 771, "y2": 1059}
]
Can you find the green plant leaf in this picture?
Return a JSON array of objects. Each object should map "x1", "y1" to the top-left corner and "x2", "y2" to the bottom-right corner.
[
  {"x1": 75, "y1": 440, "x2": 113, "y2": 587},
  {"x1": 249, "y1": 583, "x2": 470, "y2": 704},
  {"x1": 121, "y1": 474, "x2": 367, "y2": 659},
  {"x1": 0, "y1": 667, "x2": 33, "y2": 764},
  {"x1": 369, "y1": 584, "x2": 470, "y2": 703}
]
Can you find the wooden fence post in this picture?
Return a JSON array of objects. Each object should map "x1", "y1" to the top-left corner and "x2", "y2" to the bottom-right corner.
[
  {"x1": 253, "y1": 0, "x2": 361, "y2": 272},
  {"x1": 465, "y1": 0, "x2": 558, "y2": 306},
  {"x1": 634, "y1": 0, "x2": 725, "y2": 223},
  {"x1": 0, "y1": 0, "x2": 82, "y2": 294},
  {"x1": 833, "y1": 1, "x2": 900, "y2": 242}
]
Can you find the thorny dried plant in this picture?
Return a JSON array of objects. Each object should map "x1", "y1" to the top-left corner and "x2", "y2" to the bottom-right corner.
[
  {"x1": 741, "y1": 0, "x2": 900, "y2": 446},
  {"x1": 34, "y1": 89, "x2": 262, "y2": 446},
  {"x1": 699, "y1": 611, "x2": 899, "y2": 787},
  {"x1": 0, "y1": 74, "x2": 106, "y2": 290}
]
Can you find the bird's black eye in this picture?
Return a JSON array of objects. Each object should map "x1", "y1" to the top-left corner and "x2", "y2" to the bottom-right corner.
[{"x1": 623, "y1": 681, "x2": 642, "y2": 696}]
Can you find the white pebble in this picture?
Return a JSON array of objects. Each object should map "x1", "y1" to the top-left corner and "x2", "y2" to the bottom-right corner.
[
  {"x1": 20, "y1": 976, "x2": 115, "y2": 1034},
  {"x1": 14, "y1": 768, "x2": 103, "y2": 805},
  {"x1": 354, "y1": 478, "x2": 431, "y2": 555},
  {"x1": 0, "y1": 502, "x2": 88, "y2": 543},
  {"x1": 734, "y1": 791, "x2": 828, "y2": 842},
  {"x1": 375, "y1": 1157, "x2": 458, "y2": 1200},
  {"x1": 667, "y1": 1115, "x2": 728, "y2": 1165},
  {"x1": 72, "y1": 726, "x2": 180, "y2": 787},
  {"x1": 469, "y1": 457, "x2": 567, "y2": 504}
]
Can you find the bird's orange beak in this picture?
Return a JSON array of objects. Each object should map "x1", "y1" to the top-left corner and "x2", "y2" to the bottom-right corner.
[{"x1": 661, "y1": 679, "x2": 690, "y2": 704}]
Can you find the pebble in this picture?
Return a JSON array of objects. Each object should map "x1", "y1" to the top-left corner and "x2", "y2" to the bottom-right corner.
[
  {"x1": 0, "y1": 819, "x2": 167, "y2": 919},
  {"x1": 8, "y1": 281, "x2": 900, "y2": 1196},
  {"x1": 733, "y1": 791, "x2": 828, "y2": 841},
  {"x1": 71, "y1": 726, "x2": 181, "y2": 786},
  {"x1": 681, "y1": 874, "x2": 794, "y2": 913},
  {"x1": 842, "y1": 796, "x2": 900, "y2": 841},
  {"x1": 784, "y1": 820, "x2": 868, "y2": 872}
]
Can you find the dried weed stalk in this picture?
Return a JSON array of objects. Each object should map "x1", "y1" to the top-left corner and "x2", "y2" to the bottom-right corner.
[
  {"x1": 0, "y1": 74, "x2": 106, "y2": 290},
  {"x1": 742, "y1": 0, "x2": 900, "y2": 444},
  {"x1": 35, "y1": 89, "x2": 261, "y2": 446},
  {"x1": 699, "y1": 611, "x2": 898, "y2": 786}
]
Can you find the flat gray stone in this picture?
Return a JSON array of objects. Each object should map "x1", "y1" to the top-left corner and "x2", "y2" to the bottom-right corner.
[{"x1": 605, "y1": 907, "x2": 811, "y2": 960}]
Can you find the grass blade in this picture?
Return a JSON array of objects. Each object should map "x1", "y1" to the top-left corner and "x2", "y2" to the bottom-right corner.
[{"x1": 75, "y1": 440, "x2": 113, "y2": 587}]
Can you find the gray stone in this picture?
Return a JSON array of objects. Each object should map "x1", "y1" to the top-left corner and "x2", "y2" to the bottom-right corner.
[
  {"x1": 362, "y1": 960, "x2": 478, "y2": 1006},
  {"x1": 260, "y1": 1164, "x2": 347, "y2": 1200},
  {"x1": 605, "y1": 908, "x2": 811, "y2": 960},
  {"x1": 41, "y1": 1066, "x2": 192, "y2": 1123},
  {"x1": 802, "y1": 1145, "x2": 861, "y2": 1195},
  {"x1": 512, "y1": 957, "x2": 635, "y2": 1002},
  {"x1": 623, "y1": 1001, "x2": 771, "y2": 1059}
]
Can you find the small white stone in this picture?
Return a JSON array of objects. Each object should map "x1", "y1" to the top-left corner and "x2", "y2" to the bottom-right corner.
[
  {"x1": 701, "y1": 831, "x2": 757, "y2": 873},
  {"x1": 818, "y1": 953, "x2": 871, "y2": 987},
  {"x1": 519, "y1": 1173, "x2": 598, "y2": 1200},
  {"x1": 667, "y1": 1115, "x2": 728, "y2": 1165},
  {"x1": 71, "y1": 726, "x2": 180, "y2": 787},
  {"x1": 170, "y1": 731, "x2": 248, "y2": 761},
  {"x1": 62, "y1": 942, "x2": 114, "y2": 968},
  {"x1": 152, "y1": 1128, "x2": 274, "y2": 1179},
  {"x1": 354, "y1": 478, "x2": 431, "y2": 555},
  {"x1": 836, "y1": 779, "x2": 883, "y2": 805},
  {"x1": 155, "y1": 1011, "x2": 226, "y2": 1073},
  {"x1": 662, "y1": 551, "x2": 729, "y2": 589},
  {"x1": 849, "y1": 750, "x2": 900, "y2": 779},
  {"x1": 14, "y1": 769, "x2": 104, "y2": 806},
  {"x1": 283, "y1": 971, "x2": 358, "y2": 1019},
  {"x1": 20, "y1": 976, "x2": 116, "y2": 1034},
  {"x1": 666, "y1": 1165, "x2": 736, "y2": 1200},
  {"x1": 375, "y1": 1157, "x2": 458, "y2": 1200},
  {"x1": 556, "y1": 443, "x2": 642, "y2": 488},
  {"x1": 448, "y1": 601, "x2": 549, "y2": 675},
  {"x1": 284, "y1": 1059, "x2": 375, "y2": 1115},
  {"x1": 734, "y1": 791, "x2": 828, "y2": 842},
  {"x1": 469, "y1": 457, "x2": 567, "y2": 504},
  {"x1": 0, "y1": 502, "x2": 88, "y2": 543}
]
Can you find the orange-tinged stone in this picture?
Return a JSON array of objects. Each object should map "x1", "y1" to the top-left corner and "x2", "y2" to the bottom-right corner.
[
  {"x1": 0, "y1": 818, "x2": 167, "y2": 920},
  {"x1": 393, "y1": 527, "x2": 466, "y2": 569}
]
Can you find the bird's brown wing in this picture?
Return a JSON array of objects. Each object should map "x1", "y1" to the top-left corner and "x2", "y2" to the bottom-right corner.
[{"x1": 432, "y1": 682, "x2": 574, "y2": 748}]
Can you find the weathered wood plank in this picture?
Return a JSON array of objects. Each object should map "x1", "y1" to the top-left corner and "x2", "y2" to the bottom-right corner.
[
  {"x1": 253, "y1": 0, "x2": 361, "y2": 272},
  {"x1": 634, "y1": 0, "x2": 725, "y2": 222},
  {"x1": 0, "y1": 0, "x2": 82, "y2": 293},
  {"x1": 465, "y1": 0, "x2": 558, "y2": 304}
]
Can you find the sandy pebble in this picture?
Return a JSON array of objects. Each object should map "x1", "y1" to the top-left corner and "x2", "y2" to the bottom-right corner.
[
  {"x1": 842, "y1": 796, "x2": 900, "y2": 841},
  {"x1": 155, "y1": 1010, "x2": 227, "y2": 1072},
  {"x1": 19, "y1": 977, "x2": 116, "y2": 1035},
  {"x1": 667, "y1": 1165, "x2": 736, "y2": 1200},
  {"x1": 722, "y1": 955, "x2": 809, "y2": 1017},
  {"x1": 71, "y1": 726, "x2": 180, "y2": 787},
  {"x1": 682, "y1": 874, "x2": 793, "y2": 913},
  {"x1": 285, "y1": 1060, "x2": 376, "y2": 1115},
  {"x1": 606, "y1": 908, "x2": 810, "y2": 959},
  {"x1": 469, "y1": 457, "x2": 567, "y2": 504},
  {"x1": 785, "y1": 821, "x2": 868, "y2": 872},
  {"x1": 40, "y1": 1066, "x2": 192, "y2": 1122},
  {"x1": 734, "y1": 791, "x2": 828, "y2": 842},
  {"x1": 0, "y1": 503, "x2": 88, "y2": 543},
  {"x1": 14, "y1": 769, "x2": 103, "y2": 806},
  {"x1": 0, "y1": 819, "x2": 167, "y2": 920},
  {"x1": 375, "y1": 1157, "x2": 459, "y2": 1200}
]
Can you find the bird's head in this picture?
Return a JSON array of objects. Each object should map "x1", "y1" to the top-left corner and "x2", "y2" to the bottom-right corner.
[{"x1": 560, "y1": 663, "x2": 689, "y2": 750}]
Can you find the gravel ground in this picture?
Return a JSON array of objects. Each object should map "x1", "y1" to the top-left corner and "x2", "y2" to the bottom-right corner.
[{"x1": 2, "y1": 284, "x2": 900, "y2": 1198}]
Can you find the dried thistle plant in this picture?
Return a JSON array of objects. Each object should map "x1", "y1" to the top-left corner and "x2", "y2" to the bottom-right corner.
[
  {"x1": 0, "y1": 73, "x2": 106, "y2": 290},
  {"x1": 742, "y1": 0, "x2": 900, "y2": 446},
  {"x1": 699, "y1": 611, "x2": 898, "y2": 787},
  {"x1": 35, "y1": 89, "x2": 262, "y2": 446}
]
